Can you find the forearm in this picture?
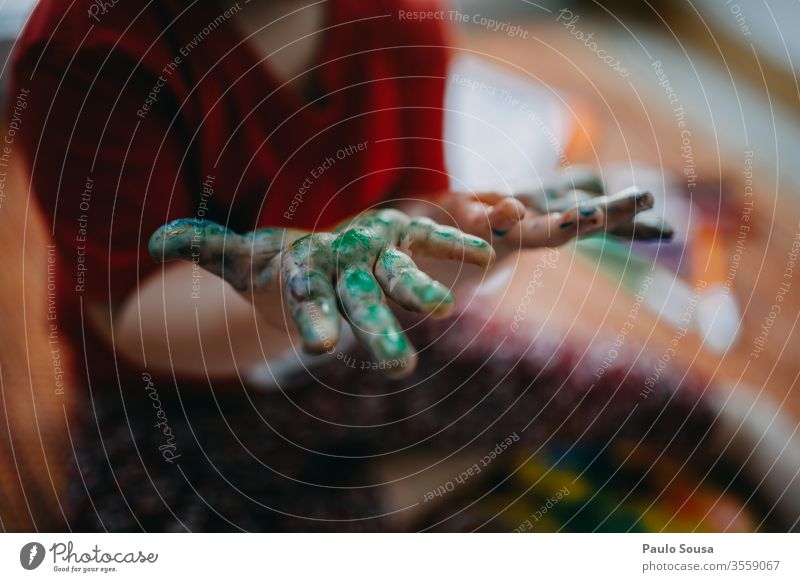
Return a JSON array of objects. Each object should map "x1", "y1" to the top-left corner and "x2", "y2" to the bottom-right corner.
[{"x1": 96, "y1": 262, "x2": 300, "y2": 378}]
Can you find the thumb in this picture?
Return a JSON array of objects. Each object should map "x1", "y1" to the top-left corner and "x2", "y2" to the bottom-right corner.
[
  {"x1": 149, "y1": 219, "x2": 293, "y2": 292},
  {"x1": 148, "y1": 218, "x2": 232, "y2": 264},
  {"x1": 149, "y1": 218, "x2": 254, "y2": 289}
]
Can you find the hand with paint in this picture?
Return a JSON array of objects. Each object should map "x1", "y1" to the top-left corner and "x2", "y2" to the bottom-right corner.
[
  {"x1": 437, "y1": 167, "x2": 673, "y2": 248},
  {"x1": 148, "y1": 210, "x2": 494, "y2": 378}
]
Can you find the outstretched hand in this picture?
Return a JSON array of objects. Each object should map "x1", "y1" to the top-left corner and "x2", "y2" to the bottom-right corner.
[
  {"x1": 148, "y1": 168, "x2": 672, "y2": 379},
  {"x1": 438, "y1": 167, "x2": 673, "y2": 248},
  {"x1": 148, "y1": 209, "x2": 494, "y2": 378}
]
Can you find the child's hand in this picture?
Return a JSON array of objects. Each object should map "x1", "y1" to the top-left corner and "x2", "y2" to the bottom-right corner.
[
  {"x1": 440, "y1": 167, "x2": 673, "y2": 248},
  {"x1": 149, "y1": 210, "x2": 494, "y2": 378}
]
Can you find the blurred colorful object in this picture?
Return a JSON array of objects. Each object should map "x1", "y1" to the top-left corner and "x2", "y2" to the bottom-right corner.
[
  {"x1": 444, "y1": 55, "x2": 573, "y2": 192},
  {"x1": 419, "y1": 441, "x2": 757, "y2": 532}
]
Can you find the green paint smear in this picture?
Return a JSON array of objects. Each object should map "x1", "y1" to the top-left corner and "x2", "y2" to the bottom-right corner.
[
  {"x1": 573, "y1": 235, "x2": 654, "y2": 295},
  {"x1": 420, "y1": 284, "x2": 452, "y2": 305},
  {"x1": 343, "y1": 268, "x2": 381, "y2": 298},
  {"x1": 375, "y1": 330, "x2": 409, "y2": 360},
  {"x1": 433, "y1": 229, "x2": 456, "y2": 240},
  {"x1": 466, "y1": 237, "x2": 490, "y2": 248},
  {"x1": 340, "y1": 228, "x2": 371, "y2": 247}
]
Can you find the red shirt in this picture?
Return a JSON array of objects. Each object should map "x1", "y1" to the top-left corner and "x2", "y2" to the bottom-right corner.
[{"x1": 12, "y1": 0, "x2": 449, "y2": 387}]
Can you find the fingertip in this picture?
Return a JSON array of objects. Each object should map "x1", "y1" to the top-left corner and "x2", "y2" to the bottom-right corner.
[
  {"x1": 149, "y1": 218, "x2": 227, "y2": 263},
  {"x1": 427, "y1": 294, "x2": 455, "y2": 319},
  {"x1": 383, "y1": 351, "x2": 418, "y2": 379},
  {"x1": 489, "y1": 197, "x2": 526, "y2": 235},
  {"x1": 644, "y1": 193, "x2": 655, "y2": 211},
  {"x1": 659, "y1": 221, "x2": 675, "y2": 240},
  {"x1": 464, "y1": 244, "x2": 495, "y2": 268},
  {"x1": 148, "y1": 219, "x2": 194, "y2": 262},
  {"x1": 404, "y1": 280, "x2": 455, "y2": 318},
  {"x1": 294, "y1": 304, "x2": 341, "y2": 354},
  {"x1": 611, "y1": 214, "x2": 674, "y2": 241},
  {"x1": 448, "y1": 232, "x2": 496, "y2": 267},
  {"x1": 500, "y1": 196, "x2": 526, "y2": 219},
  {"x1": 480, "y1": 244, "x2": 497, "y2": 268},
  {"x1": 614, "y1": 186, "x2": 655, "y2": 212},
  {"x1": 634, "y1": 190, "x2": 655, "y2": 211},
  {"x1": 302, "y1": 337, "x2": 338, "y2": 355},
  {"x1": 148, "y1": 226, "x2": 167, "y2": 263},
  {"x1": 301, "y1": 323, "x2": 340, "y2": 354}
]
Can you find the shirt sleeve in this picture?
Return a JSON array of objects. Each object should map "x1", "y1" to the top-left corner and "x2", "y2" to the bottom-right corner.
[
  {"x1": 391, "y1": 0, "x2": 451, "y2": 196},
  {"x1": 12, "y1": 41, "x2": 193, "y2": 305}
]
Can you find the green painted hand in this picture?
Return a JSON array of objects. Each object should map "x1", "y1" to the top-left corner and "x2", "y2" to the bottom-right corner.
[{"x1": 149, "y1": 209, "x2": 494, "y2": 378}]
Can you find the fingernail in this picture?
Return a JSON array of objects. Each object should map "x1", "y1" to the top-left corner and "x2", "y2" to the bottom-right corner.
[
  {"x1": 633, "y1": 190, "x2": 654, "y2": 210},
  {"x1": 579, "y1": 206, "x2": 597, "y2": 217},
  {"x1": 492, "y1": 229, "x2": 508, "y2": 237}
]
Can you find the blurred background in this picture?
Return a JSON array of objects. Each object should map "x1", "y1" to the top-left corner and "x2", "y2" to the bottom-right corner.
[{"x1": 1, "y1": 0, "x2": 799, "y2": 531}]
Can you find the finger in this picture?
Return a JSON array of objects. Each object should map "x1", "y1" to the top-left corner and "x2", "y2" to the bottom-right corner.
[
  {"x1": 148, "y1": 219, "x2": 288, "y2": 291},
  {"x1": 535, "y1": 187, "x2": 653, "y2": 225},
  {"x1": 148, "y1": 218, "x2": 231, "y2": 263},
  {"x1": 336, "y1": 265, "x2": 417, "y2": 377},
  {"x1": 514, "y1": 204, "x2": 608, "y2": 247},
  {"x1": 375, "y1": 248, "x2": 454, "y2": 318},
  {"x1": 452, "y1": 194, "x2": 526, "y2": 237},
  {"x1": 487, "y1": 196, "x2": 526, "y2": 236},
  {"x1": 589, "y1": 187, "x2": 654, "y2": 227},
  {"x1": 610, "y1": 214, "x2": 674, "y2": 241},
  {"x1": 341, "y1": 208, "x2": 409, "y2": 241},
  {"x1": 403, "y1": 217, "x2": 495, "y2": 267},
  {"x1": 513, "y1": 188, "x2": 654, "y2": 247},
  {"x1": 282, "y1": 235, "x2": 341, "y2": 353},
  {"x1": 284, "y1": 272, "x2": 341, "y2": 354}
]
